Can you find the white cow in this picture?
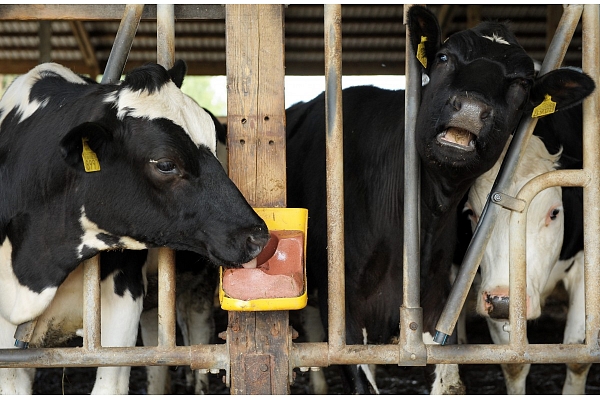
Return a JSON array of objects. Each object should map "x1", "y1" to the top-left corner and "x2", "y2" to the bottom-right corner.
[{"x1": 464, "y1": 134, "x2": 588, "y2": 394}]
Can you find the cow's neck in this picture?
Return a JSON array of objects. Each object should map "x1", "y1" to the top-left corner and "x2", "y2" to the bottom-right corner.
[
  {"x1": 418, "y1": 166, "x2": 475, "y2": 333},
  {"x1": 420, "y1": 167, "x2": 473, "y2": 217}
]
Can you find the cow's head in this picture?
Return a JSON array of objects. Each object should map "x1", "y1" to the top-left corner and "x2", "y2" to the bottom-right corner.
[
  {"x1": 57, "y1": 60, "x2": 268, "y2": 268},
  {"x1": 465, "y1": 136, "x2": 563, "y2": 320},
  {"x1": 407, "y1": 6, "x2": 595, "y2": 181}
]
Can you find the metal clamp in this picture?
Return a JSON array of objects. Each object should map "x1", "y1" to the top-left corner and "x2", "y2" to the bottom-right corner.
[
  {"x1": 399, "y1": 307, "x2": 427, "y2": 366},
  {"x1": 490, "y1": 191, "x2": 526, "y2": 212}
]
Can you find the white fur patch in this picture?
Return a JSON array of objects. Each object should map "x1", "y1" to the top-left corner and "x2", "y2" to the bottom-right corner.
[
  {"x1": 482, "y1": 33, "x2": 510, "y2": 45},
  {"x1": 105, "y1": 82, "x2": 217, "y2": 154},
  {"x1": 0, "y1": 237, "x2": 58, "y2": 325},
  {"x1": 78, "y1": 207, "x2": 146, "y2": 257},
  {"x1": 0, "y1": 63, "x2": 87, "y2": 127},
  {"x1": 359, "y1": 327, "x2": 380, "y2": 394}
]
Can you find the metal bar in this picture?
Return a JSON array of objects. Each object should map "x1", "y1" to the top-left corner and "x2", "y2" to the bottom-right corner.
[
  {"x1": 100, "y1": 4, "x2": 144, "y2": 84},
  {"x1": 324, "y1": 4, "x2": 346, "y2": 352},
  {"x1": 157, "y1": 247, "x2": 176, "y2": 348},
  {"x1": 581, "y1": 3, "x2": 600, "y2": 347},
  {"x1": 155, "y1": 4, "x2": 177, "y2": 350},
  {"x1": 82, "y1": 257, "x2": 101, "y2": 350},
  {"x1": 157, "y1": 4, "x2": 175, "y2": 69},
  {"x1": 290, "y1": 341, "x2": 600, "y2": 368},
  {"x1": 433, "y1": 4, "x2": 584, "y2": 344},
  {"x1": 0, "y1": 4, "x2": 225, "y2": 21},
  {"x1": 509, "y1": 169, "x2": 589, "y2": 349},
  {"x1": 398, "y1": 3, "x2": 426, "y2": 366},
  {"x1": 0, "y1": 344, "x2": 228, "y2": 369},
  {"x1": 2, "y1": 338, "x2": 600, "y2": 370}
]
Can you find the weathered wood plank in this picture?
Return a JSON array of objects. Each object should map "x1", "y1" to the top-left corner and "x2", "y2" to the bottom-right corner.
[
  {"x1": 225, "y1": 3, "x2": 289, "y2": 395},
  {"x1": 0, "y1": 4, "x2": 225, "y2": 21}
]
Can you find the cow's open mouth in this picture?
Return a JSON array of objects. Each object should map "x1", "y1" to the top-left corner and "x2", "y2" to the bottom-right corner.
[{"x1": 437, "y1": 127, "x2": 476, "y2": 151}]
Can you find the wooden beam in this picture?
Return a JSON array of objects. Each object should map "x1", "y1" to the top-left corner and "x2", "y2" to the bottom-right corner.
[
  {"x1": 225, "y1": 4, "x2": 289, "y2": 395},
  {"x1": 0, "y1": 4, "x2": 225, "y2": 21},
  {"x1": 70, "y1": 21, "x2": 100, "y2": 77}
]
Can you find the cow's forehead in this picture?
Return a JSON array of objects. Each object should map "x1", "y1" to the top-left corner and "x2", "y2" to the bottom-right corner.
[
  {"x1": 444, "y1": 25, "x2": 535, "y2": 77},
  {"x1": 104, "y1": 82, "x2": 217, "y2": 154}
]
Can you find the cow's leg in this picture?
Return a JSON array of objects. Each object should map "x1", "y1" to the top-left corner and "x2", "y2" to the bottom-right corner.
[
  {"x1": 561, "y1": 252, "x2": 589, "y2": 395},
  {"x1": 301, "y1": 302, "x2": 328, "y2": 394},
  {"x1": 175, "y1": 279, "x2": 214, "y2": 395},
  {"x1": 486, "y1": 318, "x2": 529, "y2": 394},
  {"x1": 91, "y1": 271, "x2": 144, "y2": 395},
  {"x1": 339, "y1": 326, "x2": 379, "y2": 394},
  {"x1": 139, "y1": 307, "x2": 171, "y2": 394},
  {"x1": 422, "y1": 333, "x2": 465, "y2": 394},
  {"x1": 0, "y1": 317, "x2": 35, "y2": 394}
]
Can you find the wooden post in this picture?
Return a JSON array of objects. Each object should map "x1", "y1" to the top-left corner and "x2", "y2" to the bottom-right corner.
[{"x1": 225, "y1": 4, "x2": 289, "y2": 395}]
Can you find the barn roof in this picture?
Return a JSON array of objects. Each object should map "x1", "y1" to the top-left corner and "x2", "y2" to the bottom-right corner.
[{"x1": 0, "y1": 4, "x2": 583, "y2": 77}]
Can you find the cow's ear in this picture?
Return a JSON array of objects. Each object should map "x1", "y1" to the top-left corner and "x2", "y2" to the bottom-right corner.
[
  {"x1": 529, "y1": 68, "x2": 596, "y2": 114},
  {"x1": 168, "y1": 59, "x2": 187, "y2": 88},
  {"x1": 59, "y1": 122, "x2": 114, "y2": 171},
  {"x1": 407, "y1": 5, "x2": 442, "y2": 73}
]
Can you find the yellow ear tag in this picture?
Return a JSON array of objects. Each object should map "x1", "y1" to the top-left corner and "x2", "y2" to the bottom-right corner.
[
  {"x1": 532, "y1": 94, "x2": 556, "y2": 118},
  {"x1": 81, "y1": 137, "x2": 101, "y2": 172},
  {"x1": 416, "y1": 36, "x2": 428, "y2": 68}
]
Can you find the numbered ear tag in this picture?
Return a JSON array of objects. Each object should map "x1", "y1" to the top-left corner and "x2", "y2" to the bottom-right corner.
[
  {"x1": 532, "y1": 94, "x2": 556, "y2": 118},
  {"x1": 82, "y1": 137, "x2": 101, "y2": 172},
  {"x1": 417, "y1": 36, "x2": 428, "y2": 68}
]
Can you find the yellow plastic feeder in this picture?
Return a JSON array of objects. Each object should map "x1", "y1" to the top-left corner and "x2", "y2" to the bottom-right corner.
[{"x1": 219, "y1": 207, "x2": 308, "y2": 311}]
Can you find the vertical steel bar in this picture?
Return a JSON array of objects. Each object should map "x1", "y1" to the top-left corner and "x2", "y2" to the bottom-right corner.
[
  {"x1": 101, "y1": 4, "x2": 144, "y2": 84},
  {"x1": 157, "y1": 3, "x2": 175, "y2": 69},
  {"x1": 324, "y1": 4, "x2": 346, "y2": 352},
  {"x1": 157, "y1": 247, "x2": 176, "y2": 348},
  {"x1": 401, "y1": 4, "x2": 421, "y2": 310},
  {"x1": 398, "y1": 4, "x2": 426, "y2": 366},
  {"x1": 83, "y1": 257, "x2": 101, "y2": 349},
  {"x1": 156, "y1": 3, "x2": 177, "y2": 349},
  {"x1": 434, "y1": 4, "x2": 584, "y2": 344},
  {"x1": 581, "y1": 3, "x2": 600, "y2": 346}
]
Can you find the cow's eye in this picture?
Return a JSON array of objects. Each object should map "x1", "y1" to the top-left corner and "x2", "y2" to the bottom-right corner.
[
  {"x1": 545, "y1": 206, "x2": 562, "y2": 226},
  {"x1": 438, "y1": 53, "x2": 448, "y2": 63},
  {"x1": 151, "y1": 159, "x2": 179, "y2": 175},
  {"x1": 511, "y1": 77, "x2": 532, "y2": 91}
]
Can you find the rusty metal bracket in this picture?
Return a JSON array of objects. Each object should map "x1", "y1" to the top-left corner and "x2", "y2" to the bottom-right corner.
[
  {"x1": 398, "y1": 306, "x2": 427, "y2": 366},
  {"x1": 490, "y1": 191, "x2": 526, "y2": 212},
  {"x1": 14, "y1": 319, "x2": 38, "y2": 349}
]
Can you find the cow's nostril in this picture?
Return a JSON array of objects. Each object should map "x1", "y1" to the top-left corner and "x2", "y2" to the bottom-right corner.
[
  {"x1": 486, "y1": 294, "x2": 510, "y2": 320},
  {"x1": 450, "y1": 95, "x2": 461, "y2": 111},
  {"x1": 246, "y1": 230, "x2": 269, "y2": 259},
  {"x1": 480, "y1": 109, "x2": 491, "y2": 120}
]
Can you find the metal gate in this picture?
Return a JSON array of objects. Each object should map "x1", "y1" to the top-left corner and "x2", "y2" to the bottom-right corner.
[{"x1": 0, "y1": 4, "x2": 598, "y2": 395}]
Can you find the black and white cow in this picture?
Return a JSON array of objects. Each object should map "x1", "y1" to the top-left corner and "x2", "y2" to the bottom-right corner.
[
  {"x1": 0, "y1": 60, "x2": 269, "y2": 394},
  {"x1": 285, "y1": 5, "x2": 595, "y2": 394},
  {"x1": 465, "y1": 102, "x2": 590, "y2": 394}
]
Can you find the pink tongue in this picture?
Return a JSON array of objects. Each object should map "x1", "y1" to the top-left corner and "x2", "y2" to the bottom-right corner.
[{"x1": 241, "y1": 258, "x2": 258, "y2": 269}]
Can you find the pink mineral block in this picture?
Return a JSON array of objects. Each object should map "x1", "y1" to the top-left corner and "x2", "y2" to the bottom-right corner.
[{"x1": 222, "y1": 230, "x2": 304, "y2": 301}]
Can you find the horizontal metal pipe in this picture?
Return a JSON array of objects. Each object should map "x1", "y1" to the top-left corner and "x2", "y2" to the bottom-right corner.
[
  {"x1": 0, "y1": 344, "x2": 228, "y2": 370},
  {"x1": 289, "y1": 342, "x2": 600, "y2": 368},
  {"x1": 2, "y1": 339, "x2": 600, "y2": 370}
]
